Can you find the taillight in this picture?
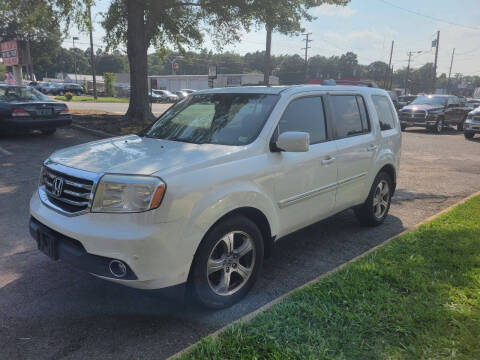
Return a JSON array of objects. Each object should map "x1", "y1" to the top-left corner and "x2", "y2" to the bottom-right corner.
[
  {"x1": 60, "y1": 106, "x2": 70, "y2": 115},
  {"x1": 12, "y1": 108, "x2": 31, "y2": 117}
]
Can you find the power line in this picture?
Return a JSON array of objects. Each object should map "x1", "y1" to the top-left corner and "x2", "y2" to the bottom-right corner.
[{"x1": 376, "y1": 0, "x2": 480, "y2": 31}]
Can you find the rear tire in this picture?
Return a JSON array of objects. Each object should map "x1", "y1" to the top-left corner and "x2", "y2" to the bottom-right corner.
[
  {"x1": 190, "y1": 215, "x2": 264, "y2": 309},
  {"x1": 41, "y1": 128, "x2": 56, "y2": 136},
  {"x1": 457, "y1": 122, "x2": 464, "y2": 131},
  {"x1": 400, "y1": 124, "x2": 407, "y2": 132},
  {"x1": 355, "y1": 172, "x2": 393, "y2": 227}
]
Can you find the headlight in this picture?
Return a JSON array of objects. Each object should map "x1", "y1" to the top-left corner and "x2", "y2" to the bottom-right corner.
[{"x1": 92, "y1": 174, "x2": 166, "y2": 213}]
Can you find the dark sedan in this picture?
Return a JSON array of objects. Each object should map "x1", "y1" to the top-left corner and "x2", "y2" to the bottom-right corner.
[{"x1": 0, "y1": 85, "x2": 72, "y2": 135}]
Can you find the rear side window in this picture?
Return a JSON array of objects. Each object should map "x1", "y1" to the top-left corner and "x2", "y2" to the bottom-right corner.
[
  {"x1": 372, "y1": 95, "x2": 396, "y2": 131},
  {"x1": 278, "y1": 96, "x2": 327, "y2": 144},
  {"x1": 330, "y1": 95, "x2": 368, "y2": 138}
]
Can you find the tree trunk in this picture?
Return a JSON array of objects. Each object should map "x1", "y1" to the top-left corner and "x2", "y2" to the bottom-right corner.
[
  {"x1": 126, "y1": 0, "x2": 155, "y2": 123},
  {"x1": 263, "y1": 24, "x2": 272, "y2": 86}
]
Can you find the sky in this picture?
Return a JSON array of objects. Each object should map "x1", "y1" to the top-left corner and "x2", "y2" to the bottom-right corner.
[{"x1": 67, "y1": 0, "x2": 480, "y2": 76}]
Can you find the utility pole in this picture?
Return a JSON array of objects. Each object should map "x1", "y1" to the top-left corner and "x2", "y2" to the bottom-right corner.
[
  {"x1": 446, "y1": 48, "x2": 455, "y2": 94},
  {"x1": 88, "y1": 4, "x2": 97, "y2": 100},
  {"x1": 389, "y1": 65, "x2": 394, "y2": 90},
  {"x1": 301, "y1": 32, "x2": 312, "y2": 83},
  {"x1": 432, "y1": 30, "x2": 440, "y2": 94},
  {"x1": 404, "y1": 52, "x2": 413, "y2": 95},
  {"x1": 384, "y1": 40, "x2": 394, "y2": 90},
  {"x1": 72, "y1": 36, "x2": 79, "y2": 83},
  {"x1": 264, "y1": 24, "x2": 272, "y2": 86}
]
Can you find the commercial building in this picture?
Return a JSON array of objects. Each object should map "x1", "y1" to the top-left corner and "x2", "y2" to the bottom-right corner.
[{"x1": 148, "y1": 73, "x2": 279, "y2": 92}]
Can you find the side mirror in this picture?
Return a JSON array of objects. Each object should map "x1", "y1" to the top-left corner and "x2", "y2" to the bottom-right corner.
[{"x1": 275, "y1": 131, "x2": 310, "y2": 152}]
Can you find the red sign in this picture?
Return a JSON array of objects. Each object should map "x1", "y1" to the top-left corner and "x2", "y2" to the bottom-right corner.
[{"x1": 1, "y1": 40, "x2": 20, "y2": 66}]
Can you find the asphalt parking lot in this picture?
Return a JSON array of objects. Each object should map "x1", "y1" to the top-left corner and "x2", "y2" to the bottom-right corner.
[{"x1": 1, "y1": 127, "x2": 479, "y2": 360}]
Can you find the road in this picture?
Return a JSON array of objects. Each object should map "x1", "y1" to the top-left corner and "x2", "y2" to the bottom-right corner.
[{"x1": 1, "y1": 127, "x2": 479, "y2": 359}]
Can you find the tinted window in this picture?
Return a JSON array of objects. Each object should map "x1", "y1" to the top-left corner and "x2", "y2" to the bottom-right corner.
[
  {"x1": 330, "y1": 95, "x2": 365, "y2": 138},
  {"x1": 278, "y1": 97, "x2": 327, "y2": 144},
  {"x1": 372, "y1": 95, "x2": 396, "y2": 131},
  {"x1": 145, "y1": 93, "x2": 278, "y2": 145}
]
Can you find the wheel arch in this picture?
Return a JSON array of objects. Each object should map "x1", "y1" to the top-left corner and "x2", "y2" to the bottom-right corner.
[{"x1": 378, "y1": 163, "x2": 397, "y2": 194}]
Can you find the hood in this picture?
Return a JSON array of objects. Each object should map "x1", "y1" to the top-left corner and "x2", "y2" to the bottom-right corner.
[
  {"x1": 49, "y1": 135, "x2": 247, "y2": 175},
  {"x1": 400, "y1": 104, "x2": 443, "y2": 112}
]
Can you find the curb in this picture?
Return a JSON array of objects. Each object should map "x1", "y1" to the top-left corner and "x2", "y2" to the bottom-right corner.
[
  {"x1": 71, "y1": 123, "x2": 115, "y2": 138},
  {"x1": 167, "y1": 190, "x2": 480, "y2": 360}
]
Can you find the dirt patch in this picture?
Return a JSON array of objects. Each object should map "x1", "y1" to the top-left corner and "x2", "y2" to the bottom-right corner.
[{"x1": 72, "y1": 114, "x2": 153, "y2": 136}]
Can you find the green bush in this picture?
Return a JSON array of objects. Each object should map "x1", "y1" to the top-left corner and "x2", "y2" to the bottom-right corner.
[
  {"x1": 104, "y1": 72, "x2": 116, "y2": 97},
  {"x1": 64, "y1": 92, "x2": 73, "y2": 101}
]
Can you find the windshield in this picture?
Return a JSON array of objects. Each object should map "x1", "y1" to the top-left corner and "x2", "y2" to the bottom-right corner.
[
  {"x1": 145, "y1": 93, "x2": 279, "y2": 145},
  {"x1": 0, "y1": 86, "x2": 50, "y2": 102},
  {"x1": 411, "y1": 96, "x2": 447, "y2": 106}
]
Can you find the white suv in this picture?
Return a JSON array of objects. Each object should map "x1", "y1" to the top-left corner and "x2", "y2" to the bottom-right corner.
[{"x1": 30, "y1": 85, "x2": 401, "y2": 308}]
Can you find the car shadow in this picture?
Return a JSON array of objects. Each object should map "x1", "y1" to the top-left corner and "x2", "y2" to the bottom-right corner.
[
  {"x1": 403, "y1": 126, "x2": 463, "y2": 136},
  {"x1": 0, "y1": 209, "x2": 405, "y2": 359}
]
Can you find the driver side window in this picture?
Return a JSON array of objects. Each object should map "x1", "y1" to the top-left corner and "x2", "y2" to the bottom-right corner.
[{"x1": 278, "y1": 96, "x2": 327, "y2": 145}]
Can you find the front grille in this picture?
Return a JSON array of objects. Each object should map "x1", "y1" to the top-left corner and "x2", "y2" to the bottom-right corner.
[
  {"x1": 400, "y1": 110, "x2": 427, "y2": 120},
  {"x1": 43, "y1": 166, "x2": 93, "y2": 213}
]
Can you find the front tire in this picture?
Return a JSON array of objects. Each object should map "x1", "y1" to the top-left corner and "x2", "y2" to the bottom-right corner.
[
  {"x1": 190, "y1": 215, "x2": 264, "y2": 309},
  {"x1": 355, "y1": 172, "x2": 393, "y2": 227},
  {"x1": 464, "y1": 131, "x2": 474, "y2": 139},
  {"x1": 457, "y1": 122, "x2": 464, "y2": 131}
]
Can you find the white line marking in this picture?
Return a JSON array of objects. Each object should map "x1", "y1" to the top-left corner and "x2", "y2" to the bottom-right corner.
[{"x1": 0, "y1": 146, "x2": 13, "y2": 156}]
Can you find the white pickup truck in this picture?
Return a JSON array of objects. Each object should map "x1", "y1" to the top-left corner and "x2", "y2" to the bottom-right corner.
[{"x1": 30, "y1": 85, "x2": 401, "y2": 308}]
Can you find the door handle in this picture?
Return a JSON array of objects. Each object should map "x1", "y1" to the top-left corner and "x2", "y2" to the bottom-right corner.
[
  {"x1": 367, "y1": 144, "x2": 378, "y2": 151},
  {"x1": 321, "y1": 156, "x2": 335, "y2": 165}
]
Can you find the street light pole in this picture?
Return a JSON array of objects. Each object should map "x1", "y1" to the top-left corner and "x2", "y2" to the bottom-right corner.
[{"x1": 73, "y1": 36, "x2": 79, "y2": 83}]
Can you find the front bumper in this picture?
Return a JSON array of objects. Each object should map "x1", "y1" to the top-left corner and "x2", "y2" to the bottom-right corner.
[
  {"x1": 30, "y1": 192, "x2": 189, "y2": 290},
  {"x1": 1, "y1": 116, "x2": 72, "y2": 130}
]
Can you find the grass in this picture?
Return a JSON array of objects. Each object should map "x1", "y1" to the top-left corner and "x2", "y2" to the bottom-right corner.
[
  {"x1": 54, "y1": 95, "x2": 129, "y2": 103},
  {"x1": 180, "y1": 196, "x2": 480, "y2": 360}
]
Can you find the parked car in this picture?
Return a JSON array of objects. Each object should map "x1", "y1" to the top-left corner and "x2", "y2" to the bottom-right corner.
[
  {"x1": 30, "y1": 85, "x2": 401, "y2": 308},
  {"x1": 398, "y1": 94, "x2": 471, "y2": 133},
  {"x1": 464, "y1": 107, "x2": 480, "y2": 139},
  {"x1": 180, "y1": 89, "x2": 196, "y2": 94},
  {"x1": 387, "y1": 91, "x2": 400, "y2": 110},
  {"x1": 47, "y1": 83, "x2": 83, "y2": 96},
  {"x1": 149, "y1": 89, "x2": 178, "y2": 103},
  {"x1": 397, "y1": 95, "x2": 417, "y2": 108},
  {"x1": 465, "y1": 99, "x2": 480, "y2": 109},
  {"x1": 174, "y1": 90, "x2": 189, "y2": 100},
  {"x1": 0, "y1": 84, "x2": 71, "y2": 135},
  {"x1": 38, "y1": 82, "x2": 57, "y2": 94}
]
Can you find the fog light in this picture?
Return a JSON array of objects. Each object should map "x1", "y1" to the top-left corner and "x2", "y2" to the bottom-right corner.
[{"x1": 109, "y1": 260, "x2": 127, "y2": 278}]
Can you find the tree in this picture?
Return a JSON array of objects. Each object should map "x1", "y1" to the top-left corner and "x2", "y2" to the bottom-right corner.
[
  {"x1": 250, "y1": 0, "x2": 349, "y2": 85},
  {"x1": 101, "y1": 0, "x2": 254, "y2": 123},
  {"x1": 337, "y1": 51, "x2": 358, "y2": 78},
  {"x1": 366, "y1": 61, "x2": 389, "y2": 82},
  {"x1": 276, "y1": 54, "x2": 305, "y2": 84}
]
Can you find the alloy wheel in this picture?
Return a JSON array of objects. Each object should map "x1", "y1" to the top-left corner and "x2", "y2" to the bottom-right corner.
[
  {"x1": 207, "y1": 231, "x2": 256, "y2": 296},
  {"x1": 373, "y1": 180, "x2": 390, "y2": 219}
]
